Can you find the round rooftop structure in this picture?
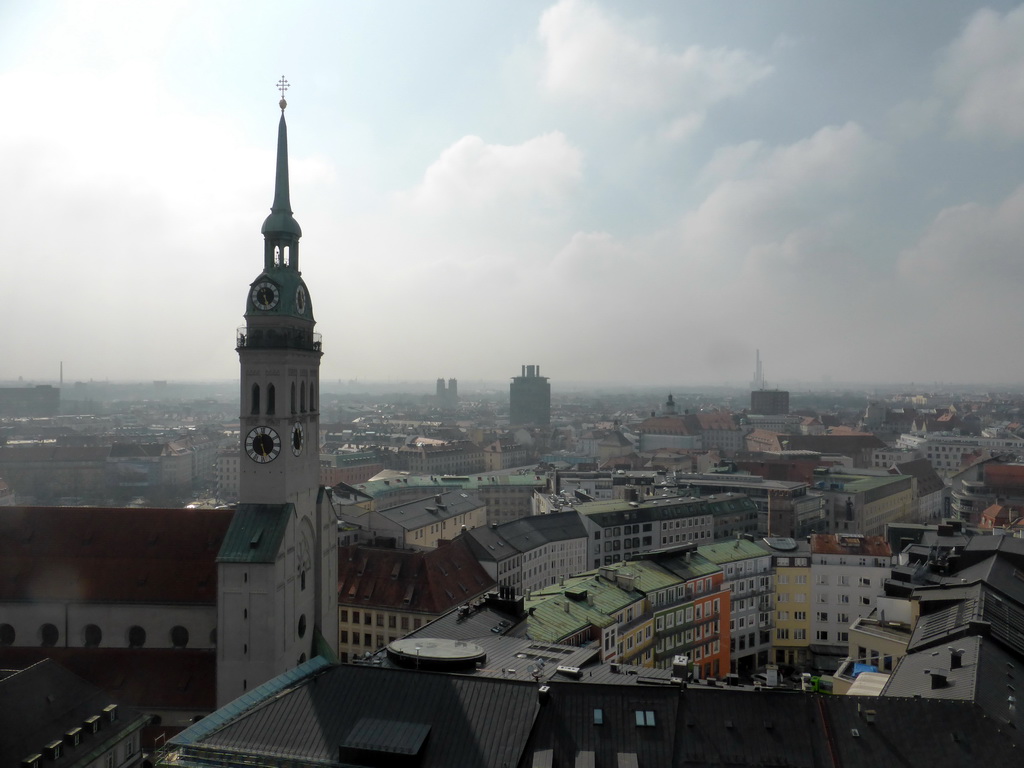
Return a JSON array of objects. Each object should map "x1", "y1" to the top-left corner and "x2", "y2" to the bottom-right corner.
[
  {"x1": 387, "y1": 638, "x2": 487, "y2": 671},
  {"x1": 763, "y1": 536, "x2": 798, "y2": 551}
]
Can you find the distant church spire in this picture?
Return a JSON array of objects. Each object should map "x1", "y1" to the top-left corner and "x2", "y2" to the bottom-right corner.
[{"x1": 262, "y1": 76, "x2": 302, "y2": 268}]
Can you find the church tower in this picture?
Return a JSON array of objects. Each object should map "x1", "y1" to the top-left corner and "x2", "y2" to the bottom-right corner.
[{"x1": 216, "y1": 83, "x2": 337, "y2": 706}]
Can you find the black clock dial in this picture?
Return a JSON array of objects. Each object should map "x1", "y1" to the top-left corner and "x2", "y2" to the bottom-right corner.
[
  {"x1": 246, "y1": 426, "x2": 281, "y2": 463},
  {"x1": 295, "y1": 286, "x2": 307, "y2": 314},
  {"x1": 251, "y1": 280, "x2": 280, "y2": 310},
  {"x1": 291, "y1": 422, "x2": 304, "y2": 456}
]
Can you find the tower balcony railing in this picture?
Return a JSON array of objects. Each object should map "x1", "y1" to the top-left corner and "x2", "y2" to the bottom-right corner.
[{"x1": 237, "y1": 327, "x2": 322, "y2": 353}]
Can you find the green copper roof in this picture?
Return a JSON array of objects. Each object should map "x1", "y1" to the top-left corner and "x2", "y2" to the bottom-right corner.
[
  {"x1": 217, "y1": 503, "x2": 293, "y2": 563},
  {"x1": 261, "y1": 112, "x2": 301, "y2": 239},
  {"x1": 698, "y1": 538, "x2": 772, "y2": 565}
]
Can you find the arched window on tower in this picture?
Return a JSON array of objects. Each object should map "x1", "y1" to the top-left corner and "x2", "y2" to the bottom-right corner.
[
  {"x1": 267, "y1": 384, "x2": 276, "y2": 415},
  {"x1": 251, "y1": 384, "x2": 260, "y2": 415},
  {"x1": 274, "y1": 246, "x2": 282, "y2": 266},
  {"x1": 291, "y1": 382, "x2": 297, "y2": 414},
  {"x1": 300, "y1": 381, "x2": 306, "y2": 412},
  {"x1": 282, "y1": 246, "x2": 290, "y2": 266},
  {"x1": 310, "y1": 383, "x2": 316, "y2": 412}
]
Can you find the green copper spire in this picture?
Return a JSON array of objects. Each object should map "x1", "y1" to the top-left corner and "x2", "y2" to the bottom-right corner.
[{"x1": 261, "y1": 79, "x2": 302, "y2": 245}]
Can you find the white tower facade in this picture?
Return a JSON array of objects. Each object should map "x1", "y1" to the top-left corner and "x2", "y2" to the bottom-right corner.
[{"x1": 216, "y1": 91, "x2": 337, "y2": 706}]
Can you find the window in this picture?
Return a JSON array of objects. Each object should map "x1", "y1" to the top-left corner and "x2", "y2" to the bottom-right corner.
[
  {"x1": 251, "y1": 384, "x2": 260, "y2": 414},
  {"x1": 859, "y1": 577, "x2": 872, "y2": 588},
  {"x1": 635, "y1": 710, "x2": 656, "y2": 727},
  {"x1": 376, "y1": 614, "x2": 384, "y2": 627},
  {"x1": 298, "y1": 614, "x2": 307, "y2": 639},
  {"x1": 127, "y1": 625, "x2": 146, "y2": 648},
  {"x1": 794, "y1": 629, "x2": 806, "y2": 640},
  {"x1": 170, "y1": 625, "x2": 189, "y2": 648},
  {"x1": 340, "y1": 610, "x2": 348, "y2": 622},
  {"x1": 83, "y1": 624, "x2": 102, "y2": 647},
  {"x1": 340, "y1": 631, "x2": 348, "y2": 643},
  {"x1": 794, "y1": 611, "x2": 806, "y2": 621},
  {"x1": 816, "y1": 612, "x2": 829, "y2": 623},
  {"x1": 267, "y1": 383, "x2": 276, "y2": 414},
  {"x1": 353, "y1": 611, "x2": 360, "y2": 624},
  {"x1": 776, "y1": 628, "x2": 790, "y2": 640},
  {"x1": 816, "y1": 630, "x2": 829, "y2": 641},
  {"x1": 860, "y1": 596, "x2": 871, "y2": 606}
]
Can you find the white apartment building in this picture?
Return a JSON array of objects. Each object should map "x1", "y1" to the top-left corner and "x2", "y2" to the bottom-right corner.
[
  {"x1": 808, "y1": 533, "x2": 893, "y2": 672},
  {"x1": 896, "y1": 430, "x2": 1024, "y2": 475}
]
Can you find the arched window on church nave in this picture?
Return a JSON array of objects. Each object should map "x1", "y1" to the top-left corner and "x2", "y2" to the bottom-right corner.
[
  {"x1": 267, "y1": 384, "x2": 276, "y2": 415},
  {"x1": 251, "y1": 384, "x2": 260, "y2": 415},
  {"x1": 291, "y1": 382, "x2": 297, "y2": 414}
]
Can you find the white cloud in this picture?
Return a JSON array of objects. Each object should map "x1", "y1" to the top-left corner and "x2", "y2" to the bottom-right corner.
[
  {"x1": 399, "y1": 132, "x2": 582, "y2": 217},
  {"x1": 538, "y1": 0, "x2": 770, "y2": 132},
  {"x1": 938, "y1": 4, "x2": 1024, "y2": 140},
  {"x1": 678, "y1": 123, "x2": 880, "y2": 280},
  {"x1": 898, "y1": 185, "x2": 1024, "y2": 285}
]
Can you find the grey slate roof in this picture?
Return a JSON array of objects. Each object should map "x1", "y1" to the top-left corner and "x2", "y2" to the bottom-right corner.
[
  {"x1": 499, "y1": 510, "x2": 588, "y2": 551},
  {"x1": 883, "y1": 635, "x2": 1023, "y2": 730},
  {"x1": 161, "y1": 663, "x2": 1024, "y2": 768},
  {"x1": 164, "y1": 664, "x2": 541, "y2": 768},
  {"x1": 377, "y1": 491, "x2": 484, "y2": 531},
  {"x1": 0, "y1": 659, "x2": 147, "y2": 768}
]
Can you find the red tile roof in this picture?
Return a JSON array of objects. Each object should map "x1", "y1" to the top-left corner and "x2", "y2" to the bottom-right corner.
[
  {"x1": 0, "y1": 506, "x2": 232, "y2": 603},
  {"x1": 810, "y1": 533, "x2": 892, "y2": 557},
  {"x1": 338, "y1": 539, "x2": 494, "y2": 614}
]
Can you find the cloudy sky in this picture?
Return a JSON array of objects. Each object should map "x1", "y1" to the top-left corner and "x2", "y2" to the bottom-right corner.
[{"x1": 2, "y1": 1, "x2": 1024, "y2": 389}]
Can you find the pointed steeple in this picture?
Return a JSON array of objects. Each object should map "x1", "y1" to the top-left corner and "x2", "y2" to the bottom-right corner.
[{"x1": 261, "y1": 101, "x2": 302, "y2": 243}]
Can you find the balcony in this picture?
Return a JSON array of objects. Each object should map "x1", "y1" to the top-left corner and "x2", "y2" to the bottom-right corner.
[{"x1": 237, "y1": 327, "x2": 322, "y2": 353}]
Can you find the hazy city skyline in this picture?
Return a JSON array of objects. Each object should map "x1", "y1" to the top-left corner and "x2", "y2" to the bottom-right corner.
[{"x1": 3, "y1": 1, "x2": 1024, "y2": 387}]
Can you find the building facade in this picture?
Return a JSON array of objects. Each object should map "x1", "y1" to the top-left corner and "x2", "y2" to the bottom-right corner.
[{"x1": 509, "y1": 364, "x2": 551, "y2": 426}]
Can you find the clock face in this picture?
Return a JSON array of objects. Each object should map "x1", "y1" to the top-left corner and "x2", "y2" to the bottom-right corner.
[
  {"x1": 251, "y1": 280, "x2": 280, "y2": 310},
  {"x1": 245, "y1": 426, "x2": 282, "y2": 463},
  {"x1": 295, "y1": 285, "x2": 307, "y2": 315},
  {"x1": 291, "y1": 422, "x2": 304, "y2": 456}
]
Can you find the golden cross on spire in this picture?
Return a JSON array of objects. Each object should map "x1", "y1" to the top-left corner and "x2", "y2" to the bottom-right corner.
[{"x1": 277, "y1": 76, "x2": 290, "y2": 111}]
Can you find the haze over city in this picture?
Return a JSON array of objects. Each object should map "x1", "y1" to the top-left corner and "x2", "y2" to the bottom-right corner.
[{"x1": 3, "y1": 1, "x2": 1024, "y2": 387}]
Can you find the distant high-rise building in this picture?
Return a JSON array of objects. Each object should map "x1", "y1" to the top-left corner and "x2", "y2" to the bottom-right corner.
[
  {"x1": 435, "y1": 377, "x2": 458, "y2": 409},
  {"x1": 750, "y1": 389, "x2": 790, "y2": 415},
  {"x1": 751, "y1": 350, "x2": 765, "y2": 391},
  {"x1": 509, "y1": 364, "x2": 550, "y2": 426}
]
